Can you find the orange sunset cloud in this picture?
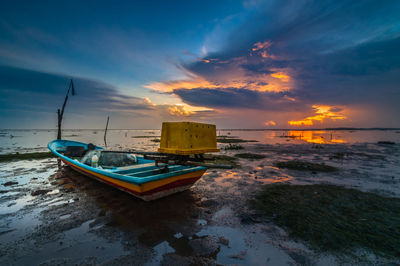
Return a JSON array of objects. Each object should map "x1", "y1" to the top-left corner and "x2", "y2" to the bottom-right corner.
[
  {"x1": 252, "y1": 41, "x2": 272, "y2": 51},
  {"x1": 168, "y1": 105, "x2": 194, "y2": 117},
  {"x1": 251, "y1": 41, "x2": 276, "y2": 59},
  {"x1": 265, "y1": 120, "x2": 276, "y2": 126},
  {"x1": 288, "y1": 105, "x2": 347, "y2": 126},
  {"x1": 146, "y1": 66, "x2": 294, "y2": 94},
  {"x1": 270, "y1": 72, "x2": 290, "y2": 82}
]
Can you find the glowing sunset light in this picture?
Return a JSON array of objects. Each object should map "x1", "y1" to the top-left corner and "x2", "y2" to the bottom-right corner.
[
  {"x1": 143, "y1": 97, "x2": 155, "y2": 106},
  {"x1": 198, "y1": 58, "x2": 218, "y2": 63},
  {"x1": 270, "y1": 72, "x2": 290, "y2": 82},
  {"x1": 251, "y1": 41, "x2": 272, "y2": 51},
  {"x1": 168, "y1": 105, "x2": 194, "y2": 117},
  {"x1": 288, "y1": 120, "x2": 314, "y2": 126},
  {"x1": 146, "y1": 74, "x2": 292, "y2": 93},
  {"x1": 145, "y1": 78, "x2": 217, "y2": 93},
  {"x1": 146, "y1": 37, "x2": 294, "y2": 96},
  {"x1": 265, "y1": 120, "x2": 276, "y2": 126},
  {"x1": 247, "y1": 82, "x2": 291, "y2": 93},
  {"x1": 283, "y1": 95, "x2": 296, "y2": 102},
  {"x1": 260, "y1": 51, "x2": 268, "y2": 58},
  {"x1": 288, "y1": 105, "x2": 347, "y2": 126},
  {"x1": 251, "y1": 41, "x2": 276, "y2": 59},
  {"x1": 259, "y1": 50, "x2": 276, "y2": 59},
  {"x1": 330, "y1": 139, "x2": 346, "y2": 143},
  {"x1": 288, "y1": 131, "x2": 347, "y2": 144}
]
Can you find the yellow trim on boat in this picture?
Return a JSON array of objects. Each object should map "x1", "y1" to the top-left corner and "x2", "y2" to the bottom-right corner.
[
  {"x1": 141, "y1": 170, "x2": 206, "y2": 191},
  {"x1": 65, "y1": 160, "x2": 205, "y2": 193}
]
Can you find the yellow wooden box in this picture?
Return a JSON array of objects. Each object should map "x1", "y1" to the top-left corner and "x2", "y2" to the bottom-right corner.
[{"x1": 158, "y1": 122, "x2": 220, "y2": 155}]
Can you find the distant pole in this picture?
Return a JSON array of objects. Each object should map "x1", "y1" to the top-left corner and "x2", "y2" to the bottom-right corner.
[
  {"x1": 104, "y1": 116, "x2": 110, "y2": 147},
  {"x1": 57, "y1": 79, "x2": 76, "y2": 140},
  {"x1": 57, "y1": 109, "x2": 62, "y2": 139}
]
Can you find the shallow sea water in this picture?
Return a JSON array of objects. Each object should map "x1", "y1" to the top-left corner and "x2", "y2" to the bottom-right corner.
[{"x1": 0, "y1": 129, "x2": 399, "y2": 265}]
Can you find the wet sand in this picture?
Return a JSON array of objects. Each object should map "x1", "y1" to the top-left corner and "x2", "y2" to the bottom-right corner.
[{"x1": 0, "y1": 130, "x2": 400, "y2": 265}]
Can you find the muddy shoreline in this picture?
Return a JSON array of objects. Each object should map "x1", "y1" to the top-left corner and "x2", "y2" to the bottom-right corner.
[{"x1": 1, "y1": 137, "x2": 400, "y2": 265}]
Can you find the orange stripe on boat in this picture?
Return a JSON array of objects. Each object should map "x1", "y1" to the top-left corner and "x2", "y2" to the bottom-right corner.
[{"x1": 62, "y1": 159, "x2": 205, "y2": 195}]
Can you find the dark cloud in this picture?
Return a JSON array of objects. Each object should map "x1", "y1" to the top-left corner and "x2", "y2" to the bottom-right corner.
[
  {"x1": 241, "y1": 60, "x2": 291, "y2": 73},
  {"x1": 0, "y1": 65, "x2": 153, "y2": 115},
  {"x1": 217, "y1": 0, "x2": 400, "y2": 58},
  {"x1": 169, "y1": 0, "x2": 400, "y2": 126},
  {"x1": 322, "y1": 37, "x2": 400, "y2": 76},
  {"x1": 173, "y1": 87, "x2": 306, "y2": 111},
  {"x1": 240, "y1": 63, "x2": 274, "y2": 75},
  {"x1": 0, "y1": 65, "x2": 220, "y2": 128},
  {"x1": 294, "y1": 36, "x2": 400, "y2": 106}
]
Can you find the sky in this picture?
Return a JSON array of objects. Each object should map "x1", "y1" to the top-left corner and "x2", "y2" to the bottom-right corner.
[{"x1": 0, "y1": 0, "x2": 399, "y2": 129}]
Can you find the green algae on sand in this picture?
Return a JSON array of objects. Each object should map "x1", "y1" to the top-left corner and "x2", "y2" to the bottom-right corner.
[
  {"x1": 275, "y1": 160, "x2": 338, "y2": 172},
  {"x1": 0, "y1": 152, "x2": 56, "y2": 162},
  {"x1": 234, "y1": 153, "x2": 266, "y2": 160},
  {"x1": 204, "y1": 154, "x2": 240, "y2": 168},
  {"x1": 217, "y1": 136, "x2": 258, "y2": 143},
  {"x1": 251, "y1": 184, "x2": 400, "y2": 258},
  {"x1": 223, "y1": 144, "x2": 244, "y2": 150}
]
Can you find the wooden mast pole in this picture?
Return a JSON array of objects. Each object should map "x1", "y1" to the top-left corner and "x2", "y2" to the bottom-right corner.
[{"x1": 57, "y1": 79, "x2": 75, "y2": 140}]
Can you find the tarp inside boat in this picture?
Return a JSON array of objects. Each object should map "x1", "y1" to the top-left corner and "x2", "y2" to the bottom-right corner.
[{"x1": 80, "y1": 150, "x2": 138, "y2": 168}]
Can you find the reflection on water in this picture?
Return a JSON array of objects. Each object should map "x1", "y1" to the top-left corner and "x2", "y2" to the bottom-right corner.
[
  {"x1": 287, "y1": 131, "x2": 346, "y2": 144},
  {"x1": 227, "y1": 129, "x2": 399, "y2": 145},
  {"x1": 1, "y1": 129, "x2": 399, "y2": 155}
]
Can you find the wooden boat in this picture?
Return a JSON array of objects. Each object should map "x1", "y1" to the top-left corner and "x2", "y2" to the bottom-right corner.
[{"x1": 48, "y1": 139, "x2": 207, "y2": 201}]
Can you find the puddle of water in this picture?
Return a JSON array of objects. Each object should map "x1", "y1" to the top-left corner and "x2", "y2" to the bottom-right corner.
[
  {"x1": 0, "y1": 193, "x2": 34, "y2": 215},
  {"x1": 59, "y1": 214, "x2": 71, "y2": 220},
  {"x1": 47, "y1": 199, "x2": 75, "y2": 207},
  {"x1": 174, "y1": 232, "x2": 183, "y2": 238},
  {"x1": 198, "y1": 225, "x2": 292, "y2": 265},
  {"x1": 197, "y1": 219, "x2": 207, "y2": 226},
  {"x1": 149, "y1": 241, "x2": 175, "y2": 265},
  {"x1": 0, "y1": 206, "x2": 44, "y2": 241},
  {"x1": 6, "y1": 219, "x2": 130, "y2": 265}
]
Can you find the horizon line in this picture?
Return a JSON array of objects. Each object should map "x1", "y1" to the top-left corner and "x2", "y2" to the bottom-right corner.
[{"x1": 1, "y1": 127, "x2": 400, "y2": 131}]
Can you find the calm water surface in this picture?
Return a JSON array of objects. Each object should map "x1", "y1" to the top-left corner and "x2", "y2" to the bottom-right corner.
[{"x1": 1, "y1": 129, "x2": 399, "y2": 154}]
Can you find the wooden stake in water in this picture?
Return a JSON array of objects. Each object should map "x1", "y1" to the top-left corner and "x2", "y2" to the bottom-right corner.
[
  {"x1": 57, "y1": 79, "x2": 76, "y2": 140},
  {"x1": 104, "y1": 116, "x2": 110, "y2": 147}
]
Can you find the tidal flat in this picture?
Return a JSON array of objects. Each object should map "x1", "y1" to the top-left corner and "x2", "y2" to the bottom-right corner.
[{"x1": 0, "y1": 129, "x2": 400, "y2": 265}]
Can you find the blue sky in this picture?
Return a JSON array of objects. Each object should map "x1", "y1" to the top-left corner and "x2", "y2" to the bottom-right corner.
[
  {"x1": 1, "y1": 0, "x2": 399, "y2": 129},
  {"x1": 0, "y1": 1, "x2": 243, "y2": 85}
]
